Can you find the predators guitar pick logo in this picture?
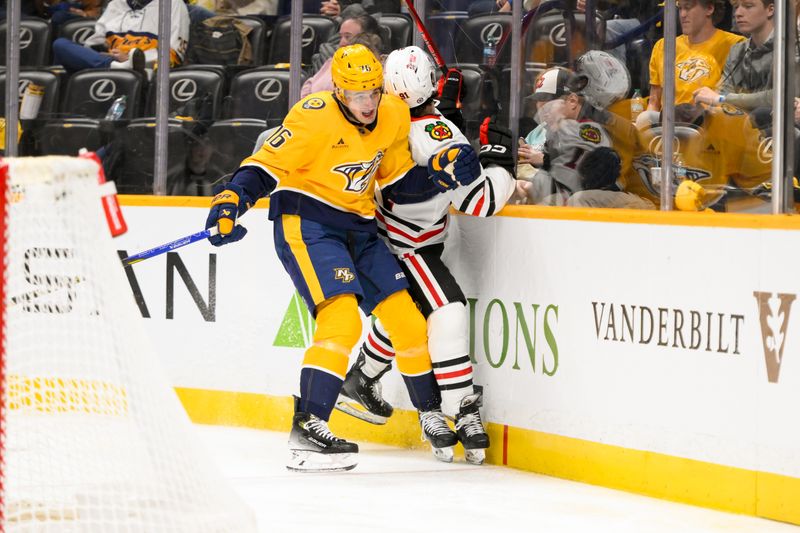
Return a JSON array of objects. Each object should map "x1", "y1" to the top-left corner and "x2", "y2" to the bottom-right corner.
[
  {"x1": 677, "y1": 58, "x2": 711, "y2": 83},
  {"x1": 333, "y1": 151, "x2": 385, "y2": 193}
]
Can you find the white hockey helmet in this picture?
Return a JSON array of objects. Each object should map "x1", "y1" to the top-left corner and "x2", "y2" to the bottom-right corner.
[
  {"x1": 383, "y1": 46, "x2": 438, "y2": 108},
  {"x1": 575, "y1": 50, "x2": 631, "y2": 109}
]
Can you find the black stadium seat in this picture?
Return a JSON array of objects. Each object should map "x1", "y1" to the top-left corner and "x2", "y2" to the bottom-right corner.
[
  {"x1": 377, "y1": 13, "x2": 412, "y2": 51},
  {"x1": 525, "y1": 11, "x2": 605, "y2": 66},
  {"x1": 226, "y1": 67, "x2": 300, "y2": 126},
  {"x1": 235, "y1": 16, "x2": 268, "y2": 66},
  {"x1": 0, "y1": 70, "x2": 61, "y2": 119},
  {"x1": 267, "y1": 15, "x2": 337, "y2": 66},
  {"x1": 113, "y1": 118, "x2": 189, "y2": 195},
  {"x1": 40, "y1": 69, "x2": 145, "y2": 156},
  {"x1": 57, "y1": 18, "x2": 96, "y2": 44},
  {"x1": 453, "y1": 13, "x2": 511, "y2": 66},
  {"x1": 145, "y1": 67, "x2": 225, "y2": 120},
  {"x1": 60, "y1": 69, "x2": 145, "y2": 119},
  {"x1": 206, "y1": 118, "x2": 268, "y2": 179},
  {"x1": 0, "y1": 18, "x2": 52, "y2": 67},
  {"x1": 426, "y1": 11, "x2": 468, "y2": 65}
]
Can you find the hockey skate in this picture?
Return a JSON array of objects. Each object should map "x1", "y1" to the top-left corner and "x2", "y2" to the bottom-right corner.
[
  {"x1": 335, "y1": 351, "x2": 394, "y2": 425},
  {"x1": 419, "y1": 409, "x2": 458, "y2": 463},
  {"x1": 454, "y1": 392, "x2": 490, "y2": 465},
  {"x1": 287, "y1": 397, "x2": 358, "y2": 473}
]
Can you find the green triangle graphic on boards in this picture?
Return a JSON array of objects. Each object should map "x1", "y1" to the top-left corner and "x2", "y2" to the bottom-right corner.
[{"x1": 273, "y1": 292, "x2": 316, "y2": 348}]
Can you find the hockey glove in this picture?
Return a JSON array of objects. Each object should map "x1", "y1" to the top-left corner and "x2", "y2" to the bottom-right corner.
[
  {"x1": 436, "y1": 68, "x2": 465, "y2": 130},
  {"x1": 205, "y1": 182, "x2": 251, "y2": 246},
  {"x1": 478, "y1": 117, "x2": 515, "y2": 177},
  {"x1": 428, "y1": 144, "x2": 481, "y2": 192}
]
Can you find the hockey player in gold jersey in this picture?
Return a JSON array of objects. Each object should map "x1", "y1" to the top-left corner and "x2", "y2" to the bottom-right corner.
[{"x1": 205, "y1": 44, "x2": 482, "y2": 472}]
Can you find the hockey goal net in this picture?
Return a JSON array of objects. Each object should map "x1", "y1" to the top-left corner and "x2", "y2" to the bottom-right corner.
[{"x1": 0, "y1": 156, "x2": 255, "y2": 532}]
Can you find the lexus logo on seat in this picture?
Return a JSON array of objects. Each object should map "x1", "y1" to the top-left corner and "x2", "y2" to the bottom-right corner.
[
  {"x1": 302, "y1": 25, "x2": 315, "y2": 48},
  {"x1": 89, "y1": 79, "x2": 117, "y2": 102},
  {"x1": 255, "y1": 78, "x2": 282, "y2": 102},
  {"x1": 19, "y1": 27, "x2": 32, "y2": 49},
  {"x1": 172, "y1": 79, "x2": 197, "y2": 102},
  {"x1": 481, "y1": 23, "x2": 503, "y2": 45},
  {"x1": 73, "y1": 27, "x2": 94, "y2": 44},
  {"x1": 549, "y1": 23, "x2": 567, "y2": 46}
]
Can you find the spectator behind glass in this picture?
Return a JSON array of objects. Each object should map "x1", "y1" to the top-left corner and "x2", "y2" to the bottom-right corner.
[
  {"x1": 52, "y1": 0, "x2": 190, "y2": 73},
  {"x1": 302, "y1": 30, "x2": 383, "y2": 97},
  {"x1": 648, "y1": 0, "x2": 744, "y2": 111},
  {"x1": 319, "y1": 0, "x2": 399, "y2": 16},
  {"x1": 693, "y1": 0, "x2": 774, "y2": 113},
  {"x1": 308, "y1": 8, "x2": 382, "y2": 74},
  {"x1": 39, "y1": 0, "x2": 103, "y2": 30}
]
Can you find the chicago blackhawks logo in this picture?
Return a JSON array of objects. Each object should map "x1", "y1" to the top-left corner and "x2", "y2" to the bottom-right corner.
[
  {"x1": 677, "y1": 58, "x2": 712, "y2": 83},
  {"x1": 333, "y1": 151, "x2": 384, "y2": 193},
  {"x1": 579, "y1": 124, "x2": 602, "y2": 144},
  {"x1": 425, "y1": 121, "x2": 453, "y2": 141}
]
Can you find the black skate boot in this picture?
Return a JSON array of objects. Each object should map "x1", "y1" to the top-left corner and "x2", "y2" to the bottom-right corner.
[
  {"x1": 419, "y1": 409, "x2": 458, "y2": 463},
  {"x1": 287, "y1": 396, "x2": 358, "y2": 472},
  {"x1": 454, "y1": 392, "x2": 490, "y2": 465},
  {"x1": 335, "y1": 350, "x2": 394, "y2": 425}
]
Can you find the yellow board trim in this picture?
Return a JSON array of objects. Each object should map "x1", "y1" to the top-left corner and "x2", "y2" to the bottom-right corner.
[
  {"x1": 175, "y1": 387, "x2": 800, "y2": 526},
  {"x1": 119, "y1": 195, "x2": 800, "y2": 231}
]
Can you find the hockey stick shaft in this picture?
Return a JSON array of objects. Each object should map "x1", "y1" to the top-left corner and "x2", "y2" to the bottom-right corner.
[
  {"x1": 121, "y1": 227, "x2": 219, "y2": 267},
  {"x1": 402, "y1": 0, "x2": 448, "y2": 74}
]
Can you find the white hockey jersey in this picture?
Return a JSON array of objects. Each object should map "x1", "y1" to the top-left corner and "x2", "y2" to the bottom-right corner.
[
  {"x1": 374, "y1": 112, "x2": 516, "y2": 254},
  {"x1": 84, "y1": 0, "x2": 190, "y2": 66}
]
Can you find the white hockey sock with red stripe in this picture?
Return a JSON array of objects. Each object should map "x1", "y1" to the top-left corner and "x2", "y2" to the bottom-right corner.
[{"x1": 360, "y1": 320, "x2": 395, "y2": 379}]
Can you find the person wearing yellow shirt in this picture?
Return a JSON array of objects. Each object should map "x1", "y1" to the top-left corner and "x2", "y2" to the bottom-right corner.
[{"x1": 648, "y1": 0, "x2": 744, "y2": 110}]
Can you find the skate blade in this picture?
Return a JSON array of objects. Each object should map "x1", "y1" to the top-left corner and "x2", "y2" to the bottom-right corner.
[
  {"x1": 286, "y1": 449, "x2": 358, "y2": 473},
  {"x1": 464, "y1": 448, "x2": 486, "y2": 465},
  {"x1": 334, "y1": 397, "x2": 388, "y2": 425},
  {"x1": 432, "y1": 446, "x2": 454, "y2": 463}
]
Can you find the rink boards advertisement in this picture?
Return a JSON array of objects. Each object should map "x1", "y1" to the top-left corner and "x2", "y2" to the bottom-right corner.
[{"x1": 116, "y1": 198, "x2": 800, "y2": 525}]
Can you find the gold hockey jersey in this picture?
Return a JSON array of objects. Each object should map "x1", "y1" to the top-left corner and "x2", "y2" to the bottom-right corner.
[{"x1": 241, "y1": 91, "x2": 415, "y2": 230}]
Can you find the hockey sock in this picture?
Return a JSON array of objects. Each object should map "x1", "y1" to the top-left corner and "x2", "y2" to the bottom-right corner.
[
  {"x1": 373, "y1": 290, "x2": 440, "y2": 411},
  {"x1": 359, "y1": 320, "x2": 395, "y2": 379},
  {"x1": 428, "y1": 303, "x2": 474, "y2": 417},
  {"x1": 300, "y1": 294, "x2": 361, "y2": 420}
]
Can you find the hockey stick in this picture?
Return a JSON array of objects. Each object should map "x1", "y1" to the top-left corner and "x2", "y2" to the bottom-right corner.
[
  {"x1": 401, "y1": 0, "x2": 448, "y2": 75},
  {"x1": 121, "y1": 227, "x2": 219, "y2": 267}
]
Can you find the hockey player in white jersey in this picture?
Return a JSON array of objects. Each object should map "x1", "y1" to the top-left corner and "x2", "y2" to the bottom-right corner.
[{"x1": 334, "y1": 46, "x2": 517, "y2": 465}]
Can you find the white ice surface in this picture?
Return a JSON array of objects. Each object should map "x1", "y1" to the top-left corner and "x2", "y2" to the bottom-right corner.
[{"x1": 196, "y1": 424, "x2": 799, "y2": 533}]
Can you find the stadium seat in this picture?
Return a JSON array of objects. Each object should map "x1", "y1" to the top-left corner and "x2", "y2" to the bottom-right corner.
[
  {"x1": 377, "y1": 13, "x2": 412, "y2": 51},
  {"x1": 205, "y1": 118, "x2": 268, "y2": 179},
  {"x1": 267, "y1": 15, "x2": 337, "y2": 66},
  {"x1": 626, "y1": 38, "x2": 652, "y2": 97},
  {"x1": 145, "y1": 67, "x2": 225, "y2": 121},
  {"x1": 453, "y1": 13, "x2": 511, "y2": 65},
  {"x1": 0, "y1": 70, "x2": 61, "y2": 119},
  {"x1": 525, "y1": 11, "x2": 605, "y2": 66},
  {"x1": 235, "y1": 16, "x2": 268, "y2": 66},
  {"x1": 61, "y1": 69, "x2": 145, "y2": 119},
  {"x1": 57, "y1": 18, "x2": 96, "y2": 44},
  {"x1": 226, "y1": 67, "x2": 300, "y2": 126},
  {"x1": 426, "y1": 11, "x2": 468, "y2": 65},
  {"x1": 112, "y1": 118, "x2": 189, "y2": 195},
  {"x1": 39, "y1": 69, "x2": 145, "y2": 157},
  {"x1": 0, "y1": 18, "x2": 52, "y2": 67}
]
